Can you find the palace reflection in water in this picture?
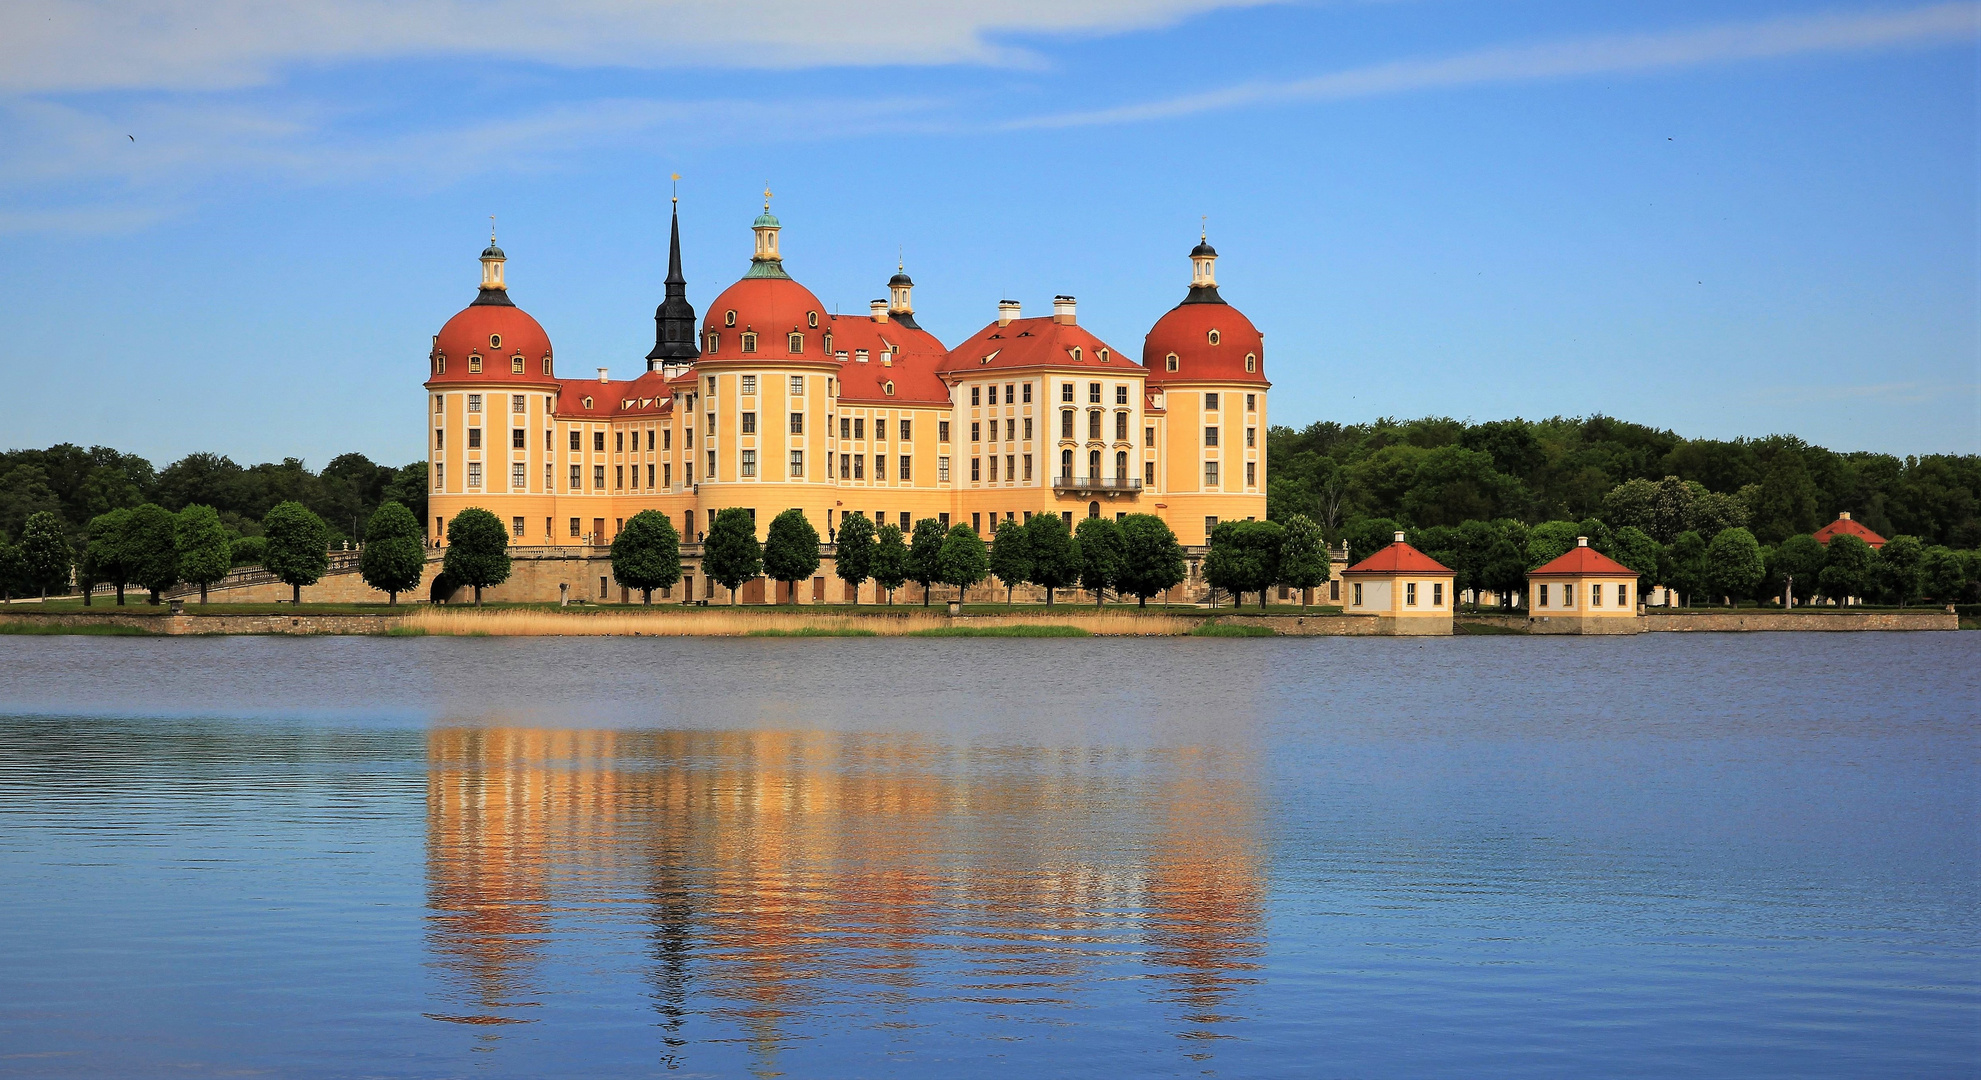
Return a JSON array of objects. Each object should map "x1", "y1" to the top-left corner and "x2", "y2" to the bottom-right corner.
[{"x1": 423, "y1": 727, "x2": 1265, "y2": 1072}]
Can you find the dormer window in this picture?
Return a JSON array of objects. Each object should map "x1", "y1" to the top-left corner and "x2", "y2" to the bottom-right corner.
[
  {"x1": 1097, "y1": 348, "x2": 1109, "y2": 363},
  {"x1": 511, "y1": 355, "x2": 524, "y2": 374},
  {"x1": 468, "y1": 354, "x2": 482, "y2": 373},
  {"x1": 823, "y1": 333, "x2": 833, "y2": 354},
  {"x1": 489, "y1": 334, "x2": 502, "y2": 348},
  {"x1": 434, "y1": 355, "x2": 446, "y2": 374},
  {"x1": 1165, "y1": 353, "x2": 1179, "y2": 372},
  {"x1": 807, "y1": 311, "x2": 819, "y2": 328},
  {"x1": 541, "y1": 356, "x2": 553, "y2": 375},
  {"x1": 1070, "y1": 346, "x2": 1083, "y2": 363},
  {"x1": 788, "y1": 332, "x2": 804, "y2": 353},
  {"x1": 1207, "y1": 330, "x2": 1221, "y2": 345},
  {"x1": 741, "y1": 332, "x2": 758, "y2": 354},
  {"x1": 706, "y1": 332, "x2": 719, "y2": 352},
  {"x1": 883, "y1": 380, "x2": 895, "y2": 396},
  {"x1": 1245, "y1": 353, "x2": 1257, "y2": 372},
  {"x1": 582, "y1": 396, "x2": 593, "y2": 410},
  {"x1": 724, "y1": 310, "x2": 737, "y2": 327}
]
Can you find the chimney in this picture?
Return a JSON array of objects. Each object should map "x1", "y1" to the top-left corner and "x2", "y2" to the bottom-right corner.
[
  {"x1": 1840, "y1": 511, "x2": 1852, "y2": 520},
  {"x1": 597, "y1": 367, "x2": 609, "y2": 383},
  {"x1": 1393, "y1": 531, "x2": 1405, "y2": 543},
  {"x1": 1052, "y1": 295, "x2": 1076, "y2": 325},
  {"x1": 1577, "y1": 536, "x2": 1588, "y2": 547},
  {"x1": 998, "y1": 300, "x2": 1020, "y2": 327},
  {"x1": 870, "y1": 299, "x2": 888, "y2": 323}
]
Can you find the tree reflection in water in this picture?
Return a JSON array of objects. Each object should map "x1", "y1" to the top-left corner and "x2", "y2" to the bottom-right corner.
[{"x1": 422, "y1": 727, "x2": 1264, "y2": 1073}]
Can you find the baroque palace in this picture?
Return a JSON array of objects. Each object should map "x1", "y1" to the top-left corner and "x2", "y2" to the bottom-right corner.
[{"x1": 425, "y1": 193, "x2": 1270, "y2": 602}]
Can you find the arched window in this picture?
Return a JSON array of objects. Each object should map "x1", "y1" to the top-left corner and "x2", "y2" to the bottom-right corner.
[
  {"x1": 1060, "y1": 449, "x2": 1073, "y2": 477},
  {"x1": 510, "y1": 355, "x2": 524, "y2": 374},
  {"x1": 434, "y1": 355, "x2": 446, "y2": 374},
  {"x1": 1245, "y1": 353, "x2": 1257, "y2": 372},
  {"x1": 1088, "y1": 411, "x2": 1101, "y2": 439},
  {"x1": 1115, "y1": 451, "x2": 1128, "y2": 479},
  {"x1": 1097, "y1": 348, "x2": 1109, "y2": 363},
  {"x1": 1207, "y1": 329, "x2": 1221, "y2": 345},
  {"x1": 706, "y1": 332, "x2": 719, "y2": 352},
  {"x1": 1166, "y1": 353, "x2": 1179, "y2": 372},
  {"x1": 1088, "y1": 501, "x2": 1099, "y2": 518},
  {"x1": 883, "y1": 380, "x2": 895, "y2": 396},
  {"x1": 1070, "y1": 346, "x2": 1082, "y2": 363},
  {"x1": 541, "y1": 356, "x2": 552, "y2": 375},
  {"x1": 1088, "y1": 449, "x2": 1101, "y2": 477},
  {"x1": 724, "y1": 310, "x2": 737, "y2": 327},
  {"x1": 468, "y1": 354, "x2": 482, "y2": 373}
]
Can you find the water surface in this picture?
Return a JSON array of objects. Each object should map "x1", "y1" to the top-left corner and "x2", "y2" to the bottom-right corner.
[{"x1": 0, "y1": 634, "x2": 1975, "y2": 1078}]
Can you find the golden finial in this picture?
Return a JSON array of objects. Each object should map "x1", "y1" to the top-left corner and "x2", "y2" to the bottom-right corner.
[
  {"x1": 763, "y1": 184, "x2": 773, "y2": 212},
  {"x1": 490, "y1": 215, "x2": 497, "y2": 244},
  {"x1": 1200, "y1": 214, "x2": 1207, "y2": 242},
  {"x1": 670, "y1": 173, "x2": 680, "y2": 204}
]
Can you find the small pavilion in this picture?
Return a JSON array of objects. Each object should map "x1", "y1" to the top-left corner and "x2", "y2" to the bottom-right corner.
[
  {"x1": 1526, "y1": 537, "x2": 1641, "y2": 634},
  {"x1": 1812, "y1": 512, "x2": 1886, "y2": 550},
  {"x1": 1342, "y1": 531, "x2": 1455, "y2": 635}
]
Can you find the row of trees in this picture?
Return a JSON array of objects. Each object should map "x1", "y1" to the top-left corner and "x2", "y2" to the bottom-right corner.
[
  {"x1": 0, "y1": 443, "x2": 426, "y2": 551},
  {"x1": 1268, "y1": 416, "x2": 1980, "y2": 548}
]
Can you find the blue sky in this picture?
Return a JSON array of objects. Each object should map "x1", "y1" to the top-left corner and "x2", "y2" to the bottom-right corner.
[{"x1": 1, "y1": 0, "x2": 1975, "y2": 467}]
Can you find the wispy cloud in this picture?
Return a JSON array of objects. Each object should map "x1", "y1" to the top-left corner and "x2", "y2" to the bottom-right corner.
[
  {"x1": 1007, "y1": 2, "x2": 1981, "y2": 128},
  {"x1": 0, "y1": 0, "x2": 1276, "y2": 93}
]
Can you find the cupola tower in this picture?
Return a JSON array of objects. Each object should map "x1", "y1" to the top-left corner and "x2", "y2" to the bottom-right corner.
[
  {"x1": 887, "y1": 262, "x2": 921, "y2": 329},
  {"x1": 475, "y1": 219, "x2": 513, "y2": 307},
  {"x1": 647, "y1": 182, "x2": 701, "y2": 374},
  {"x1": 745, "y1": 186, "x2": 789, "y2": 279}
]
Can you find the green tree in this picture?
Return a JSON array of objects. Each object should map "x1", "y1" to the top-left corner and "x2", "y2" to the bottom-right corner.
[
  {"x1": 937, "y1": 524, "x2": 989, "y2": 601},
  {"x1": 908, "y1": 518, "x2": 947, "y2": 605},
  {"x1": 1750, "y1": 452, "x2": 1821, "y2": 543},
  {"x1": 1025, "y1": 513, "x2": 1080, "y2": 607},
  {"x1": 1525, "y1": 521, "x2": 1580, "y2": 570},
  {"x1": 1609, "y1": 526, "x2": 1660, "y2": 593},
  {"x1": 1873, "y1": 534, "x2": 1924, "y2": 608},
  {"x1": 263, "y1": 501, "x2": 333, "y2": 605},
  {"x1": 1203, "y1": 519, "x2": 1284, "y2": 610},
  {"x1": 359, "y1": 501, "x2": 428, "y2": 605},
  {"x1": 19, "y1": 512, "x2": 72, "y2": 601},
  {"x1": 175, "y1": 504, "x2": 234, "y2": 604},
  {"x1": 833, "y1": 513, "x2": 876, "y2": 605},
  {"x1": 231, "y1": 534, "x2": 267, "y2": 567},
  {"x1": 1665, "y1": 530, "x2": 1709, "y2": 607},
  {"x1": 1274, "y1": 514, "x2": 1330, "y2": 610},
  {"x1": 1480, "y1": 537, "x2": 1527, "y2": 609},
  {"x1": 871, "y1": 522, "x2": 909, "y2": 605},
  {"x1": 125, "y1": 504, "x2": 181, "y2": 604},
  {"x1": 86, "y1": 507, "x2": 134, "y2": 605},
  {"x1": 763, "y1": 508, "x2": 821, "y2": 604},
  {"x1": 1074, "y1": 516, "x2": 1124, "y2": 606},
  {"x1": 988, "y1": 517, "x2": 1032, "y2": 603},
  {"x1": 0, "y1": 539, "x2": 24, "y2": 602},
  {"x1": 1769, "y1": 533, "x2": 1826, "y2": 607},
  {"x1": 609, "y1": 509, "x2": 682, "y2": 604},
  {"x1": 1818, "y1": 533, "x2": 1875, "y2": 603},
  {"x1": 1704, "y1": 527, "x2": 1765, "y2": 605},
  {"x1": 442, "y1": 508, "x2": 510, "y2": 606},
  {"x1": 1116, "y1": 514, "x2": 1187, "y2": 607},
  {"x1": 381, "y1": 462, "x2": 431, "y2": 535},
  {"x1": 1342, "y1": 517, "x2": 1403, "y2": 565},
  {"x1": 701, "y1": 508, "x2": 763, "y2": 604},
  {"x1": 1573, "y1": 518, "x2": 1614, "y2": 555},
  {"x1": 1920, "y1": 545, "x2": 1966, "y2": 603},
  {"x1": 1689, "y1": 488, "x2": 1750, "y2": 539},
  {"x1": 1601, "y1": 477, "x2": 1660, "y2": 536}
]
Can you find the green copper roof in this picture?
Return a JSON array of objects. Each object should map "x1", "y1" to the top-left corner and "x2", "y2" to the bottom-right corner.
[
  {"x1": 744, "y1": 258, "x2": 790, "y2": 279},
  {"x1": 753, "y1": 211, "x2": 780, "y2": 228}
]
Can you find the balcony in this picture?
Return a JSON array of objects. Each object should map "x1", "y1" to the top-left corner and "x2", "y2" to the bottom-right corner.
[{"x1": 1052, "y1": 475, "x2": 1143, "y2": 495}]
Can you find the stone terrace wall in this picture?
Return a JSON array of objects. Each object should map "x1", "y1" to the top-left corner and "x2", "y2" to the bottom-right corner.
[
  {"x1": 0, "y1": 612, "x2": 407, "y2": 635},
  {"x1": 1642, "y1": 611, "x2": 1957, "y2": 632}
]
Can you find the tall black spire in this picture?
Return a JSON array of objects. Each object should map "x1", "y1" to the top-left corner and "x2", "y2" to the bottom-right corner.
[{"x1": 647, "y1": 196, "x2": 700, "y2": 370}]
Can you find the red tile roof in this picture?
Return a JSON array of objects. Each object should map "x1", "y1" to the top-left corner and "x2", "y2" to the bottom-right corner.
[
  {"x1": 1812, "y1": 515, "x2": 1886, "y2": 549},
  {"x1": 1343, "y1": 540, "x2": 1451, "y2": 575},
  {"x1": 827, "y1": 314, "x2": 951, "y2": 405},
  {"x1": 938, "y1": 316, "x2": 1136, "y2": 375},
  {"x1": 1529, "y1": 545, "x2": 1636, "y2": 577}
]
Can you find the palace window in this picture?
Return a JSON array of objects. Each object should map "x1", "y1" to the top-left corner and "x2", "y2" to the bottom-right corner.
[
  {"x1": 971, "y1": 386, "x2": 981, "y2": 406},
  {"x1": 663, "y1": 463, "x2": 671, "y2": 487},
  {"x1": 468, "y1": 355, "x2": 482, "y2": 373},
  {"x1": 790, "y1": 412, "x2": 803, "y2": 434},
  {"x1": 467, "y1": 428, "x2": 482, "y2": 449},
  {"x1": 434, "y1": 356, "x2": 446, "y2": 374},
  {"x1": 938, "y1": 456, "x2": 950, "y2": 483},
  {"x1": 663, "y1": 429, "x2": 671, "y2": 450},
  {"x1": 1088, "y1": 412, "x2": 1101, "y2": 439},
  {"x1": 1115, "y1": 412, "x2": 1128, "y2": 440},
  {"x1": 971, "y1": 422, "x2": 980, "y2": 442},
  {"x1": 1207, "y1": 329, "x2": 1221, "y2": 345},
  {"x1": 789, "y1": 375, "x2": 804, "y2": 396},
  {"x1": 1115, "y1": 451, "x2": 1127, "y2": 479},
  {"x1": 938, "y1": 421, "x2": 950, "y2": 442},
  {"x1": 569, "y1": 430, "x2": 580, "y2": 451},
  {"x1": 468, "y1": 394, "x2": 482, "y2": 412},
  {"x1": 434, "y1": 396, "x2": 444, "y2": 414},
  {"x1": 1246, "y1": 354, "x2": 1257, "y2": 373},
  {"x1": 542, "y1": 357, "x2": 553, "y2": 375},
  {"x1": 1144, "y1": 461, "x2": 1155, "y2": 484},
  {"x1": 1246, "y1": 462, "x2": 1257, "y2": 486},
  {"x1": 1165, "y1": 353, "x2": 1179, "y2": 372},
  {"x1": 511, "y1": 428, "x2": 525, "y2": 449},
  {"x1": 899, "y1": 455, "x2": 911, "y2": 481},
  {"x1": 569, "y1": 464, "x2": 580, "y2": 489},
  {"x1": 971, "y1": 458, "x2": 980, "y2": 482},
  {"x1": 1023, "y1": 454, "x2": 1033, "y2": 481},
  {"x1": 741, "y1": 450, "x2": 756, "y2": 477},
  {"x1": 1353, "y1": 582, "x2": 1363, "y2": 606},
  {"x1": 1070, "y1": 347, "x2": 1083, "y2": 363},
  {"x1": 741, "y1": 333, "x2": 758, "y2": 354},
  {"x1": 1022, "y1": 382, "x2": 1032, "y2": 403},
  {"x1": 1406, "y1": 582, "x2": 1418, "y2": 606},
  {"x1": 853, "y1": 455, "x2": 864, "y2": 479},
  {"x1": 1205, "y1": 392, "x2": 1219, "y2": 411},
  {"x1": 1061, "y1": 383, "x2": 1074, "y2": 403},
  {"x1": 875, "y1": 454, "x2": 887, "y2": 481},
  {"x1": 1145, "y1": 426, "x2": 1154, "y2": 447},
  {"x1": 433, "y1": 464, "x2": 443, "y2": 491},
  {"x1": 1246, "y1": 427, "x2": 1256, "y2": 447},
  {"x1": 1097, "y1": 348, "x2": 1109, "y2": 363},
  {"x1": 854, "y1": 418, "x2": 864, "y2": 439},
  {"x1": 1023, "y1": 417, "x2": 1033, "y2": 440},
  {"x1": 1088, "y1": 382, "x2": 1101, "y2": 404},
  {"x1": 741, "y1": 412, "x2": 756, "y2": 434},
  {"x1": 706, "y1": 449, "x2": 715, "y2": 476},
  {"x1": 467, "y1": 462, "x2": 482, "y2": 488},
  {"x1": 706, "y1": 332, "x2": 719, "y2": 352},
  {"x1": 1115, "y1": 385, "x2": 1128, "y2": 405},
  {"x1": 511, "y1": 356, "x2": 524, "y2": 374},
  {"x1": 807, "y1": 311, "x2": 819, "y2": 329},
  {"x1": 1061, "y1": 411, "x2": 1074, "y2": 439},
  {"x1": 512, "y1": 463, "x2": 525, "y2": 489},
  {"x1": 899, "y1": 418, "x2": 911, "y2": 441},
  {"x1": 594, "y1": 431, "x2": 605, "y2": 452},
  {"x1": 489, "y1": 334, "x2": 502, "y2": 348},
  {"x1": 616, "y1": 431, "x2": 624, "y2": 452},
  {"x1": 1060, "y1": 449, "x2": 1073, "y2": 477},
  {"x1": 741, "y1": 375, "x2": 756, "y2": 395},
  {"x1": 788, "y1": 332, "x2": 804, "y2": 353},
  {"x1": 511, "y1": 517, "x2": 524, "y2": 538},
  {"x1": 545, "y1": 464, "x2": 553, "y2": 489},
  {"x1": 593, "y1": 465, "x2": 605, "y2": 488},
  {"x1": 435, "y1": 428, "x2": 444, "y2": 449},
  {"x1": 1247, "y1": 393, "x2": 1257, "y2": 412},
  {"x1": 883, "y1": 380, "x2": 894, "y2": 396},
  {"x1": 615, "y1": 465, "x2": 624, "y2": 489},
  {"x1": 724, "y1": 310, "x2": 737, "y2": 327},
  {"x1": 987, "y1": 456, "x2": 997, "y2": 481},
  {"x1": 1204, "y1": 461, "x2": 1219, "y2": 485}
]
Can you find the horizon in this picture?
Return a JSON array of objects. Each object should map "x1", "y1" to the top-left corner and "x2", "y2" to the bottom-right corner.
[{"x1": 1, "y1": 0, "x2": 1976, "y2": 466}]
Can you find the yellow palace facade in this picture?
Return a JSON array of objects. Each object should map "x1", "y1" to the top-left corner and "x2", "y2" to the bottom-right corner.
[{"x1": 424, "y1": 196, "x2": 1269, "y2": 601}]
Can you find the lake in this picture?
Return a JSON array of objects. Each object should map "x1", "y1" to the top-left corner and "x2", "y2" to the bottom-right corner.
[{"x1": 0, "y1": 633, "x2": 1974, "y2": 1078}]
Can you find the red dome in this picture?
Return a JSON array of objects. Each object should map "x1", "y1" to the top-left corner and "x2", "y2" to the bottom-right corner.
[
  {"x1": 428, "y1": 301, "x2": 557, "y2": 386},
  {"x1": 700, "y1": 276, "x2": 830, "y2": 360},
  {"x1": 1142, "y1": 302, "x2": 1266, "y2": 387}
]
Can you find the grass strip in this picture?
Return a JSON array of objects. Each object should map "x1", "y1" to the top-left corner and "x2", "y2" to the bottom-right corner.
[
  {"x1": 0, "y1": 621, "x2": 159, "y2": 636},
  {"x1": 906, "y1": 624, "x2": 1089, "y2": 638},
  {"x1": 1189, "y1": 622, "x2": 1277, "y2": 637}
]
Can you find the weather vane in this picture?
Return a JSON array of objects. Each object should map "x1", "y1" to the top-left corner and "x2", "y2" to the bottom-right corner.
[
  {"x1": 670, "y1": 173, "x2": 680, "y2": 204},
  {"x1": 490, "y1": 215, "x2": 497, "y2": 243},
  {"x1": 764, "y1": 184, "x2": 773, "y2": 211}
]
